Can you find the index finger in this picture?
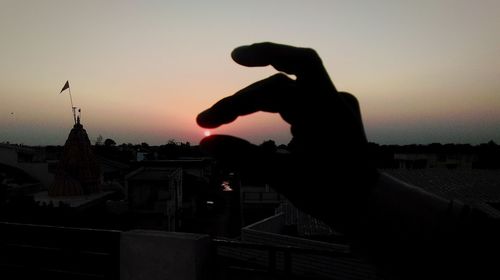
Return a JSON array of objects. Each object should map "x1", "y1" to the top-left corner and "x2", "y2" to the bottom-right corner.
[{"x1": 232, "y1": 42, "x2": 336, "y2": 91}]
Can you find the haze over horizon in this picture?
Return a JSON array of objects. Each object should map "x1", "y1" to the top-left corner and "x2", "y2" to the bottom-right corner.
[{"x1": 1, "y1": 1, "x2": 499, "y2": 146}]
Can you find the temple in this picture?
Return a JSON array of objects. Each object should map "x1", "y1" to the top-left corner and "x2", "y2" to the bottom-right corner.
[{"x1": 48, "y1": 118, "x2": 102, "y2": 196}]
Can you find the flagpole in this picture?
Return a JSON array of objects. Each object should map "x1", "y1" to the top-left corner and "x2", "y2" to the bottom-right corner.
[{"x1": 68, "y1": 86, "x2": 76, "y2": 124}]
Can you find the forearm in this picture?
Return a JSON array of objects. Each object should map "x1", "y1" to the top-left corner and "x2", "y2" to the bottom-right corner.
[
  {"x1": 346, "y1": 172, "x2": 499, "y2": 278},
  {"x1": 364, "y1": 172, "x2": 451, "y2": 238},
  {"x1": 340, "y1": 172, "x2": 449, "y2": 253}
]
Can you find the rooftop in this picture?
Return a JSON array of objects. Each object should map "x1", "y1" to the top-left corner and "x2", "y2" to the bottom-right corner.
[
  {"x1": 34, "y1": 190, "x2": 115, "y2": 208},
  {"x1": 384, "y1": 169, "x2": 500, "y2": 217},
  {"x1": 126, "y1": 167, "x2": 181, "y2": 181}
]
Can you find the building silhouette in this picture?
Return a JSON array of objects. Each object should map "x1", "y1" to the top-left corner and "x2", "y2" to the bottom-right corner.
[
  {"x1": 125, "y1": 167, "x2": 182, "y2": 231},
  {"x1": 49, "y1": 119, "x2": 101, "y2": 196}
]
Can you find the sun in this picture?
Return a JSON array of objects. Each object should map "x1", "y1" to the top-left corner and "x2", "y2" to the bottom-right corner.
[{"x1": 204, "y1": 130, "x2": 211, "y2": 137}]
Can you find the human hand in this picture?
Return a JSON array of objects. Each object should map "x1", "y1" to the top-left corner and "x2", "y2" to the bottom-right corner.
[{"x1": 197, "y1": 42, "x2": 378, "y2": 228}]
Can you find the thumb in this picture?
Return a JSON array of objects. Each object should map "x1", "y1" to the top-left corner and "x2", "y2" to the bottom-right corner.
[
  {"x1": 200, "y1": 135, "x2": 291, "y2": 183},
  {"x1": 200, "y1": 135, "x2": 259, "y2": 164}
]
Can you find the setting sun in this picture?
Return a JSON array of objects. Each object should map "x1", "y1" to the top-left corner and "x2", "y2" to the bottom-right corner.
[{"x1": 204, "y1": 130, "x2": 211, "y2": 137}]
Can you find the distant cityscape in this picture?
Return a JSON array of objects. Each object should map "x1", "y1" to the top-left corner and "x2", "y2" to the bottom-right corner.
[{"x1": 1, "y1": 121, "x2": 499, "y2": 279}]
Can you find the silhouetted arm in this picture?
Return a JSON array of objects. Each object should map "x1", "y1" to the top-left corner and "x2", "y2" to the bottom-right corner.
[
  {"x1": 363, "y1": 172, "x2": 499, "y2": 278},
  {"x1": 197, "y1": 42, "x2": 499, "y2": 278}
]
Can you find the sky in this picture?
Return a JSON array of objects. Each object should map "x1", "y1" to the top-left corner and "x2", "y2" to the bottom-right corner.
[{"x1": 1, "y1": 0, "x2": 499, "y2": 146}]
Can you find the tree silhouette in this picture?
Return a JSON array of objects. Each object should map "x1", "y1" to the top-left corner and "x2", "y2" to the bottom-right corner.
[
  {"x1": 260, "y1": 140, "x2": 277, "y2": 153},
  {"x1": 104, "y1": 138, "x2": 116, "y2": 147}
]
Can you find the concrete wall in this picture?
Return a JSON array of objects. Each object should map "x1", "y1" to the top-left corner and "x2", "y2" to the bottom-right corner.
[{"x1": 120, "y1": 230, "x2": 211, "y2": 280}]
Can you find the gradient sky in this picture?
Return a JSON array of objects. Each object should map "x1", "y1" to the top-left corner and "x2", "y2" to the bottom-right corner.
[{"x1": 1, "y1": 0, "x2": 499, "y2": 146}]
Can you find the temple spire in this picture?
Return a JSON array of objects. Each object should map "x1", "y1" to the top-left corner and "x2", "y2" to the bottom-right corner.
[{"x1": 49, "y1": 121, "x2": 101, "y2": 196}]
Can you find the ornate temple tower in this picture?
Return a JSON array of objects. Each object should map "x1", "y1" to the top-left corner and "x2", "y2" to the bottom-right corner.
[{"x1": 49, "y1": 119, "x2": 101, "y2": 196}]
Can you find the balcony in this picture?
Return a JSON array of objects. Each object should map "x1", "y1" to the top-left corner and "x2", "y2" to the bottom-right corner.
[{"x1": 0, "y1": 221, "x2": 378, "y2": 280}]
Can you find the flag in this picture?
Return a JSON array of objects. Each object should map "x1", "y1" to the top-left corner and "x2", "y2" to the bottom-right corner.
[{"x1": 60, "y1": 80, "x2": 70, "y2": 93}]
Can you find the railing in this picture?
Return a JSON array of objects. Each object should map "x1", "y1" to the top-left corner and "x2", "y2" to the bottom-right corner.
[
  {"x1": 0, "y1": 222, "x2": 121, "y2": 280},
  {"x1": 0, "y1": 222, "x2": 373, "y2": 280},
  {"x1": 213, "y1": 238, "x2": 351, "y2": 279}
]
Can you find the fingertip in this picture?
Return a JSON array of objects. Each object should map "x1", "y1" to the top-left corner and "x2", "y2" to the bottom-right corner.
[
  {"x1": 230, "y1": 46, "x2": 245, "y2": 60},
  {"x1": 231, "y1": 43, "x2": 270, "y2": 67},
  {"x1": 196, "y1": 110, "x2": 225, "y2": 129},
  {"x1": 231, "y1": 45, "x2": 251, "y2": 65},
  {"x1": 196, "y1": 111, "x2": 210, "y2": 127}
]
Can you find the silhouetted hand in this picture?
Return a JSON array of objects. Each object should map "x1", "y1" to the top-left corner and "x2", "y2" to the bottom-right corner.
[
  {"x1": 196, "y1": 42, "x2": 500, "y2": 279},
  {"x1": 197, "y1": 42, "x2": 378, "y2": 229}
]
